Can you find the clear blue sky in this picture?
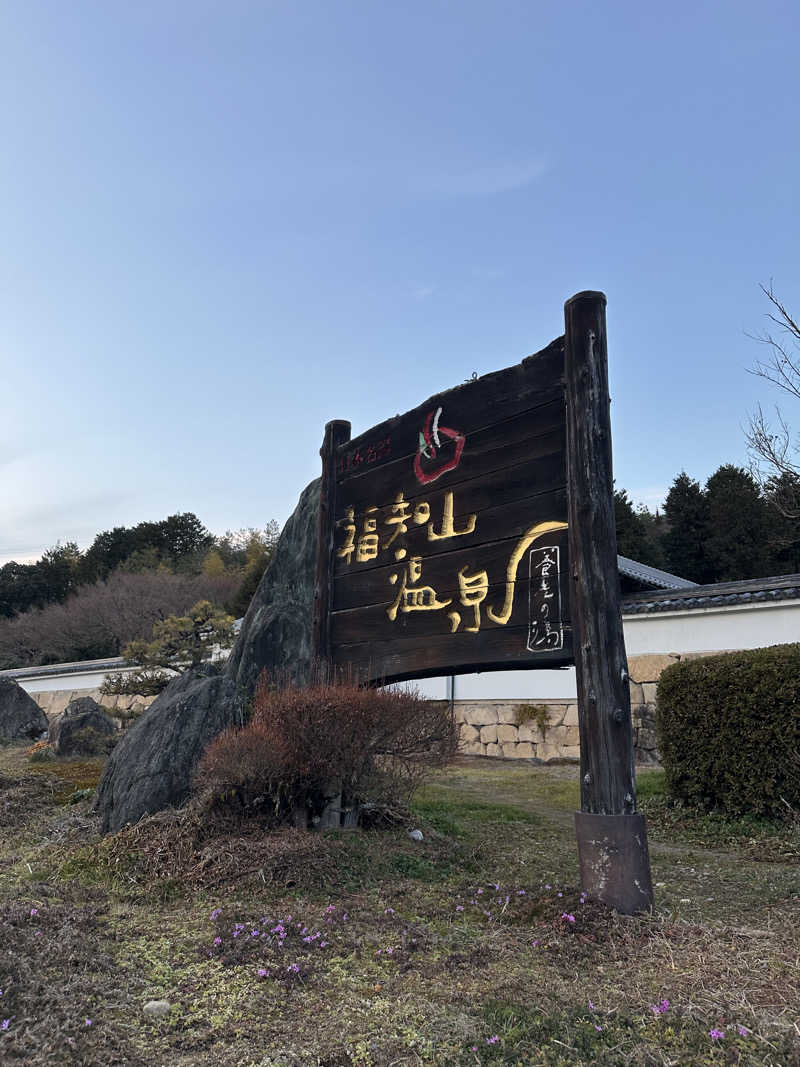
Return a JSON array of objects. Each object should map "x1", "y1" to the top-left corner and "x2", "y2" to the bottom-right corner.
[{"x1": 2, "y1": 0, "x2": 798, "y2": 564}]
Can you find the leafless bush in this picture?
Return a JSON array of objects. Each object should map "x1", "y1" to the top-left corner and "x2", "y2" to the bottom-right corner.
[
  {"x1": 0, "y1": 571, "x2": 238, "y2": 669},
  {"x1": 194, "y1": 667, "x2": 458, "y2": 824}
]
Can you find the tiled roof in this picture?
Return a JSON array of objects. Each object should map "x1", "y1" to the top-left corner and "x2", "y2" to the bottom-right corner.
[
  {"x1": 617, "y1": 555, "x2": 697, "y2": 590},
  {"x1": 622, "y1": 573, "x2": 800, "y2": 615}
]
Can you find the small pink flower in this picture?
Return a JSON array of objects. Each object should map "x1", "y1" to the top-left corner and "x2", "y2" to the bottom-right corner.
[
  {"x1": 737, "y1": 1025, "x2": 747, "y2": 1037},
  {"x1": 561, "y1": 913, "x2": 575, "y2": 923},
  {"x1": 30, "y1": 908, "x2": 39, "y2": 917},
  {"x1": 709, "y1": 1028, "x2": 725, "y2": 1041},
  {"x1": 257, "y1": 968, "x2": 267, "y2": 977},
  {"x1": 456, "y1": 905, "x2": 464, "y2": 912},
  {"x1": 594, "y1": 1024, "x2": 602, "y2": 1032}
]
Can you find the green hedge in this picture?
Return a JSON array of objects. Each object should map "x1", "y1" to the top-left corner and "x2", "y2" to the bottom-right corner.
[{"x1": 655, "y1": 644, "x2": 800, "y2": 816}]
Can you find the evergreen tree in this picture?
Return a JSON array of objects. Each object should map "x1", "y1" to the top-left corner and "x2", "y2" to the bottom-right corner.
[
  {"x1": 704, "y1": 465, "x2": 770, "y2": 581},
  {"x1": 663, "y1": 473, "x2": 710, "y2": 583},
  {"x1": 614, "y1": 490, "x2": 664, "y2": 568}
]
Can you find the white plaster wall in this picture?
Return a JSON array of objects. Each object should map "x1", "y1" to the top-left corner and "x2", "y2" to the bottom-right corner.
[
  {"x1": 412, "y1": 599, "x2": 799, "y2": 701},
  {"x1": 9, "y1": 599, "x2": 798, "y2": 701},
  {"x1": 621, "y1": 601, "x2": 798, "y2": 655}
]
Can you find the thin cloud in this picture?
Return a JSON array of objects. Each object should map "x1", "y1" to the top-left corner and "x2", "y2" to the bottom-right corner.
[
  {"x1": 412, "y1": 285, "x2": 435, "y2": 300},
  {"x1": 629, "y1": 487, "x2": 669, "y2": 512},
  {"x1": 426, "y1": 158, "x2": 549, "y2": 197}
]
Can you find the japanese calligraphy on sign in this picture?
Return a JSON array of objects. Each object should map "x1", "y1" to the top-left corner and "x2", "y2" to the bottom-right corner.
[{"x1": 317, "y1": 337, "x2": 573, "y2": 684}]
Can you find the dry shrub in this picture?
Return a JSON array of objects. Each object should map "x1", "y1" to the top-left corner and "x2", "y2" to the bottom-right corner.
[{"x1": 194, "y1": 668, "x2": 458, "y2": 824}]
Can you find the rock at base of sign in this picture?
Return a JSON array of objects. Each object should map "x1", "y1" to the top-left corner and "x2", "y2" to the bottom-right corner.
[
  {"x1": 95, "y1": 478, "x2": 321, "y2": 835},
  {"x1": 94, "y1": 666, "x2": 244, "y2": 834},
  {"x1": 143, "y1": 1000, "x2": 171, "y2": 1018},
  {"x1": 49, "y1": 697, "x2": 116, "y2": 756},
  {"x1": 0, "y1": 678, "x2": 48, "y2": 743},
  {"x1": 225, "y1": 477, "x2": 320, "y2": 695}
]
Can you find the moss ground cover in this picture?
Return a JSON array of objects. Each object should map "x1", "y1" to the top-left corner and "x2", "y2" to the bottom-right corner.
[{"x1": 0, "y1": 746, "x2": 797, "y2": 1065}]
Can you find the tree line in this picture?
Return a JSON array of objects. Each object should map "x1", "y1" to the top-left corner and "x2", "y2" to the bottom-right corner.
[
  {"x1": 615, "y1": 465, "x2": 800, "y2": 584},
  {"x1": 0, "y1": 514, "x2": 279, "y2": 669}
]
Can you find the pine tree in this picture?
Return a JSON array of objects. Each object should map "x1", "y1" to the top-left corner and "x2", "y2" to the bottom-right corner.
[
  {"x1": 704, "y1": 465, "x2": 770, "y2": 582},
  {"x1": 663, "y1": 473, "x2": 710, "y2": 583}
]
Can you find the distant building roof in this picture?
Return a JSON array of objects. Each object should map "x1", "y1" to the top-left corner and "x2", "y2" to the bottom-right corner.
[
  {"x1": 621, "y1": 572, "x2": 800, "y2": 615},
  {"x1": 617, "y1": 555, "x2": 697, "y2": 591}
]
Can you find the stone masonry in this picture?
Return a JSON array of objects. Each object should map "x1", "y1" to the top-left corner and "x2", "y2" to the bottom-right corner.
[{"x1": 455, "y1": 651, "x2": 725, "y2": 765}]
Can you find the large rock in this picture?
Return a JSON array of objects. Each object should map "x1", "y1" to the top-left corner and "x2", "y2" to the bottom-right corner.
[
  {"x1": 49, "y1": 697, "x2": 116, "y2": 756},
  {"x1": 225, "y1": 476, "x2": 320, "y2": 693},
  {"x1": 94, "y1": 477, "x2": 320, "y2": 834},
  {"x1": 0, "y1": 678, "x2": 48, "y2": 743},
  {"x1": 95, "y1": 666, "x2": 244, "y2": 833}
]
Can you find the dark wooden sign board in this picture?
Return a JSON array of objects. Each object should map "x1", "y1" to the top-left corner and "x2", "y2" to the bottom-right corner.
[{"x1": 312, "y1": 292, "x2": 653, "y2": 914}]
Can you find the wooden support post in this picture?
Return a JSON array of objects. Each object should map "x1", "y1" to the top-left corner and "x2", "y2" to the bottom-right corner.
[
  {"x1": 564, "y1": 291, "x2": 654, "y2": 915},
  {"x1": 312, "y1": 419, "x2": 351, "y2": 668}
]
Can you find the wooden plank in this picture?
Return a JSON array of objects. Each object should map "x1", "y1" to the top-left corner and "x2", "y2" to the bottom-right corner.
[
  {"x1": 331, "y1": 496, "x2": 568, "y2": 609},
  {"x1": 337, "y1": 338, "x2": 565, "y2": 485},
  {"x1": 335, "y1": 623, "x2": 573, "y2": 685},
  {"x1": 335, "y1": 397, "x2": 566, "y2": 513}
]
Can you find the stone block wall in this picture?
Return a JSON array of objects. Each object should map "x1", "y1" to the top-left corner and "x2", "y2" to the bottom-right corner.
[
  {"x1": 31, "y1": 688, "x2": 157, "y2": 726},
  {"x1": 455, "y1": 652, "x2": 725, "y2": 765}
]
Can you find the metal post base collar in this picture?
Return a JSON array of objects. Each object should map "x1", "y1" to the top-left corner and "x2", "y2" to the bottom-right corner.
[{"x1": 575, "y1": 811, "x2": 654, "y2": 915}]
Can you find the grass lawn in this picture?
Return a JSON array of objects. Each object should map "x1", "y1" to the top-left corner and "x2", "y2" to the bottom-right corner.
[{"x1": 0, "y1": 747, "x2": 798, "y2": 1066}]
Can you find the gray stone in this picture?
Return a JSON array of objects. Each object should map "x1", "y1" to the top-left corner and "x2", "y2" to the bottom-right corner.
[
  {"x1": 143, "y1": 1000, "x2": 171, "y2": 1018},
  {"x1": 0, "y1": 678, "x2": 48, "y2": 743},
  {"x1": 95, "y1": 666, "x2": 244, "y2": 833},
  {"x1": 95, "y1": 478, "x2": 320, "y2": 834},
  {"x1": 225, "y1": 477, "x2": 320, "y2": 694},
  {"x1": 49, "y1": 697, "x2": 116, "y2": 756}
]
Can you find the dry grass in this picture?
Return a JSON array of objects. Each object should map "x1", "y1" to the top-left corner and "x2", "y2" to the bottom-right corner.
[{"x1": 0, "y1": 745, "x2": 798, "y2": 1065}]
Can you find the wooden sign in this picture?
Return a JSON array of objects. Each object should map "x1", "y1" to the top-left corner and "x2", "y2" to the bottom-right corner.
[
  {"x1": 313, "y1": 292, "x2": 654, "y2": 915},
  {"x1": 313, "y1": 337, "x2": 572, "y2": 684}
]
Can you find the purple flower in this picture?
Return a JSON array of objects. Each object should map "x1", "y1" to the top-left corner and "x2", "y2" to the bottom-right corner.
[
  {"x1": 30, "y1": 908, "x2": 39, "y2": 917},
  {"x1": 210, "y1": 908, "x2": 221, "y2": 920},
  {"x1": 384, "y1": 908, "x2": 395, "y2": 915},
  {"x1": 251, "y1": 930, "x2": 259, "y2": 937},
  {"x1": 213, "y1": 937, "x2": 221, "y2": 945},
  {"x1": 545, "y1": 884, "x2": 551, "y2": 889},
  {"x1": 1, "y1": 1020, "x2": 10, "y2": 1031},
  {"x1": 709, "y1": 1028, "x2": 725, "y2": 1041},
  {"x1": 257, "y1": 968, "x2": 267, "y2": 977},
  {"x1": 594, "y1": 1024, "x2": 603, "y2": 1032},
  {"x1": 561, "y1": 913, "x2": 575, "y2": 923},
  {"x1": 85, "y1": 1019, "x2": 92, "y2": 1027},
  {"x1": 589, "y1": 1001, "x2": 595, "y2": 1010},
  {"x1": 486, "y1": 1035, "x2": 499, "y2": 1044},
  {"x1": 651, "y1": 999, "x2": 671, "y2": 1015},
  {"x1": 287, "y1": 963, "x2": 300, "y2": 973},
  {"x1": 456, "y1": 905, "x2": 464, "y2": 912},
  {"x1": 518, "y1": 889, "x2": 526, "y2": 896},
  {"x1": 320, "y1": 941, "x2": 327, "y2": 948},
  {"x1": 737, "y1": 1025, "x2": 748, "y2": 1037}
]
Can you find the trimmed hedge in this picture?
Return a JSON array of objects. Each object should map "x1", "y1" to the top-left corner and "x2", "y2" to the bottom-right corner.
[{"x1": 656, "y1": 644, "x2": 800, "y2": 816}]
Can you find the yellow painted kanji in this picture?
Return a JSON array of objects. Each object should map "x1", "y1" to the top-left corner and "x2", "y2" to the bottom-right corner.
[{"x1": 487, "y1": 520, "x2": 568, "y2": 625}]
